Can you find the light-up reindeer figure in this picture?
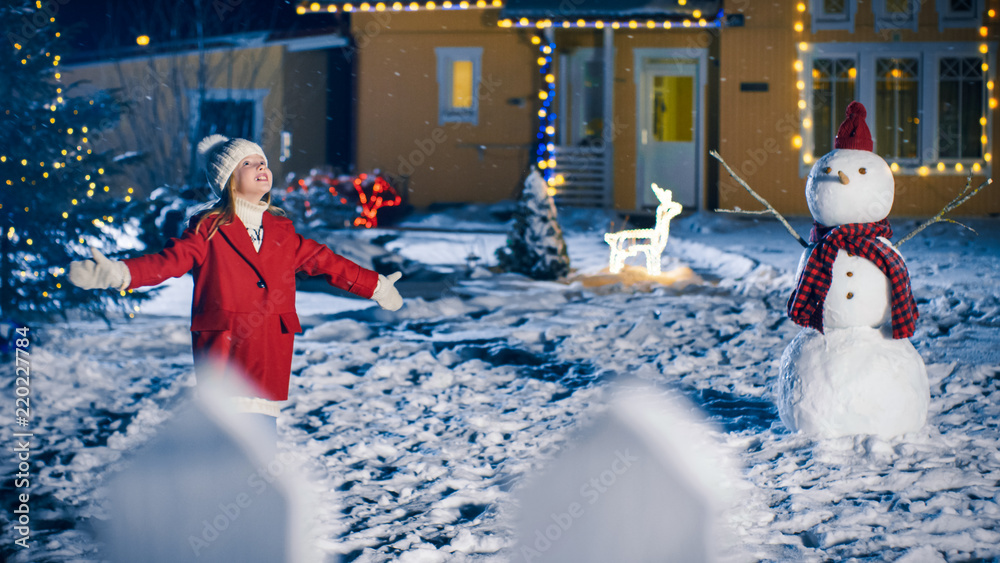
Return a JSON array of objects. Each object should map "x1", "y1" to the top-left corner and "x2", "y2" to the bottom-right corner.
[{"x1": 605, "y1": 184, "x2": 683, "y2": 275}]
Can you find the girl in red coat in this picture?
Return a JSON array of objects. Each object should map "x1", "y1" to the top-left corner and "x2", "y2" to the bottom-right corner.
[{"x1": 68, "y1": 135, "x2": 403, "y2": 443}]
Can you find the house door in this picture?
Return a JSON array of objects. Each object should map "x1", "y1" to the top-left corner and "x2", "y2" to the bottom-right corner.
[
  {"x1": 565, "y1": 48, "x2": 605, "y2": 146},
  {"x1": 636, "y1": 58, "x2": 701, "y2": 209}
]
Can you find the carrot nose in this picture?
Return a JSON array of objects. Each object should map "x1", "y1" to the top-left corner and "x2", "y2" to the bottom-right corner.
[{"x1": 838, "y1": 170, "x2": 850, "y2": 185}]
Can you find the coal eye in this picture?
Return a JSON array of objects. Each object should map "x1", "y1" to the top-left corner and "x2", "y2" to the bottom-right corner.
[
  {"x1": 823, "y1": 167, "x2": 831, "y2": 174},
  {"x1": 859, "y1": 167, "x2": 867, "y2": 174}
]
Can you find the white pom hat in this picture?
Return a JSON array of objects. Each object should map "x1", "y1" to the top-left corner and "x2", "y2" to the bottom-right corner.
[{"x1": 197, "y1": 134, "x2": 267, "y2": 197}]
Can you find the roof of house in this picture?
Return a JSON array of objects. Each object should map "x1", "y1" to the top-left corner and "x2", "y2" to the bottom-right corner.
[{"x1": 499, "y1": 0, "x2": 723, "y2": 20}]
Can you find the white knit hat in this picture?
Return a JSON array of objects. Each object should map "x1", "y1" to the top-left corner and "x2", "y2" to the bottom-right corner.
[{"x1": 197, "y1": 134, "x2": 267, "y2": 197}]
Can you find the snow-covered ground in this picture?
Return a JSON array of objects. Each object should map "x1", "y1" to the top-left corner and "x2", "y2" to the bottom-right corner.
[{"x1": 2, "y1": 205, "x2": 999, "y2": 562}]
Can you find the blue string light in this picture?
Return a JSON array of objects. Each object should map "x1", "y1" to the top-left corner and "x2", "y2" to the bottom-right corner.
[{"x1": 535, "y1": 35, "x2": 556, "y2": 185}]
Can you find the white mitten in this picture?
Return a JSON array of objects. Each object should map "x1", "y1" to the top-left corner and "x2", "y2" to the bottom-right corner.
[
  {"x1": 371, "y1": 272, "x2": 403, "y2": 311},
  {"x1": 68, "y1": 248, "x2": 130, "y2": 290}
]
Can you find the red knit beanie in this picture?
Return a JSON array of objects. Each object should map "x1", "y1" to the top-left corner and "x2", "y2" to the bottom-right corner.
[{"x1": 834, "y1": 101, "x2": 873, "y2": 151}]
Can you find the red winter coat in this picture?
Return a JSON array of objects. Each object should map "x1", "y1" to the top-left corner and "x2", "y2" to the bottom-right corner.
[{"x1": 123, "y1": 211, "x2": 379, "y2": 400}]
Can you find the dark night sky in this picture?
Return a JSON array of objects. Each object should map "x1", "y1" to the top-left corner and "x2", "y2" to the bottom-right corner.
[{"x1": 55, "y1": 0, "x2": 343, "y2": 61}]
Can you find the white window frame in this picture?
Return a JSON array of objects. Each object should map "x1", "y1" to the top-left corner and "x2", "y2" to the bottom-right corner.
[
  {"x1": 810, "y1": 0, "x2": 858, "y2": 33},
  {"x1": 936, "y1": 0, "x2": 982, "y2": 31},
  {"x1": 872, "y1": 0, "x2": 920, "y2": 33},
  {"x1": 801, "y1": 42, "x2": 993, "y2": 176},
  {"x1": 435, "y1": 47, "x2": 483, "y2": 126}
]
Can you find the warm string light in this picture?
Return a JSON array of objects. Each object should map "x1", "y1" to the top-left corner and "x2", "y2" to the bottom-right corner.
[
  {"x1": 796, "y1": 40, "x2": 811, "y2": 164},
  {"x1": 533, "y1": 34, "x2": 557, "y2": 187},
  {"x1": 4, "y1": 25, "x2": 138, "y2": 297},
  {"x1": 296, "y1": 0, "x2": 500, "y2": 13},
  {"x1": 794, "y1": 25, "x2": 991, "y2": 175},
  {"x1": 498, "y1": 18, "x2": 717, "y2": 29}
]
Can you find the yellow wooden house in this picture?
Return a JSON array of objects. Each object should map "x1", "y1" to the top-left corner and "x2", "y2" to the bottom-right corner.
[{"x1": 298, "y1": 0, "x2": 999, "y2": 216}]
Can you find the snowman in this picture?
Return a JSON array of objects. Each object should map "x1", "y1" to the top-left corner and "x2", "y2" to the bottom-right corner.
[{"x1": 776, "y1": 101, "x2": 929, "y2": 439}]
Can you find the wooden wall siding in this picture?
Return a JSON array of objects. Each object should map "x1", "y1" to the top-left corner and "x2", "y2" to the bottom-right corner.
[
  {"x1": 352, "y1": 11, "x2": 537, "y2": 207},
  {"x1": 720, "y1": 0, "x2": 999, "y2": 217},
  {"x1": 718, "y1": 24, "x2": 804, "y2": 214},
  {"x1": 61, "y1": 46, "x2": 288, "y2": 197}
]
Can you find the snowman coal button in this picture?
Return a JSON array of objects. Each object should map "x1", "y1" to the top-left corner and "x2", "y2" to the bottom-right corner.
[{"x1": 824, "y1": 245, "x2": 893, "y2": 329}]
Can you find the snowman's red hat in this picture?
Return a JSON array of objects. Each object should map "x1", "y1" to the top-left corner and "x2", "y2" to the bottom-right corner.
[{"x1": 834, "y1": 101, "x2": 873, "y2": 151}]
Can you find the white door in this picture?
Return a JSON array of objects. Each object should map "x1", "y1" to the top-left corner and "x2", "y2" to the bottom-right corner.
[{"x1": 637, "y1": 59, "x2": 700, "y2": 209}]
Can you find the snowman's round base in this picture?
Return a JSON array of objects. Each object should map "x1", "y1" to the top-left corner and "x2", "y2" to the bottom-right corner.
[{"x1": 777, "y1": 326, "x2": 929, "y2": 439}]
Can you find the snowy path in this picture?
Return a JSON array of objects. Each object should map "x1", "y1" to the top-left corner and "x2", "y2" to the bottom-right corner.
[{"x1": 1, "y1": 213, "x2": 998, "y2": 562}]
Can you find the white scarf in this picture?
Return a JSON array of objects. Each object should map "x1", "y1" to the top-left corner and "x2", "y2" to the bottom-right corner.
[{"x1": 234, "y1": 197, "x2": 269, "y2": 252}]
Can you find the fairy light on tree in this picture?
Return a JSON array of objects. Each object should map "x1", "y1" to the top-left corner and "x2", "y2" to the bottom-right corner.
[{"x1": 1, "y1": 0, "x2": 148, "y2": 317}]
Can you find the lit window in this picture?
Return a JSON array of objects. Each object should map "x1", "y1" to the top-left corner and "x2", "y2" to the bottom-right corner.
[
  {"x1": 804, "y1": 43, "x2": 990, "y2": 174},
  {"x1": 875, "y1": 57, "x2": 921, "y2": 160},
  {"x1": 652, "y1": 76, "x2": 694, "y2": 142},
  {"x1": 451, "y1": 60, "x2": 474, "y2": 108},
  {"x1": 436, "y1": 47, "x2": 483, "y2": 124},
  {"x1": 938, "y1": 57, "x2": 986, "y2": 159},
  {"x1": 812, "y1": 58, "x2": 857, "y2": 156}
]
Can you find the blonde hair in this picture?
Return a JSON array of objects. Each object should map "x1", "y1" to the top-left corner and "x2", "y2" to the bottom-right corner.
[{"x1": 194, "y1": 173, "x2": 285, "y2": 240}]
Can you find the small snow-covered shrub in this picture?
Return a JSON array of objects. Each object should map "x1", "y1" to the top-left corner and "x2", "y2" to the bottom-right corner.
[{"x1": 495, "y1": 169, "x2": 571, "y2": 280}]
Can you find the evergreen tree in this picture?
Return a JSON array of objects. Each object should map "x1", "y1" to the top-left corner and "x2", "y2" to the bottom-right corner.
[
  {"x1": 1, "y1": 1, "x2": 147, "y2": 318},
  {"x1": 496, "y1": 168, "x2": 571, "y2": 280}
]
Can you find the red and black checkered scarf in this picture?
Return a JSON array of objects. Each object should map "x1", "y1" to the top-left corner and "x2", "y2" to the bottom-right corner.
[{"x1": 786, "y1": 219, "x2": 918, "y2": 339}]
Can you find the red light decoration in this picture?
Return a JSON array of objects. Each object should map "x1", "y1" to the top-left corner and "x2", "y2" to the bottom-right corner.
[{"x1": 352, "y1": 174, "x2": 401, "y2": 228}]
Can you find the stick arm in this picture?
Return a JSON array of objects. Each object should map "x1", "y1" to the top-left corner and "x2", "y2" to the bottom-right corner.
[
  {"x1": 895, "y1": 175, "x2": 993, "y2": 248},
  {"x1": 710, "y1": 150, "x2": 808, "y2": 248}
]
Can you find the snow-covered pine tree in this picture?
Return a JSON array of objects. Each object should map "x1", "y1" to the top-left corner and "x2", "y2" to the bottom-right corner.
[
  {"x1": 1, "y1": 1, "x2": 147, "y2": 318},
  {"x1": 496, "y1": 168, "x2": 570, "y2": 280}
]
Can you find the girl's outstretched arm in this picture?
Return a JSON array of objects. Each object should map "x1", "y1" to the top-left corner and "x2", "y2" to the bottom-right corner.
[
  {"x1": 120, "y1": 224, "x2": 210, "y2": 289},
  {"x1": 293, "y1": 234, "x2": 379, "y2": 299}
]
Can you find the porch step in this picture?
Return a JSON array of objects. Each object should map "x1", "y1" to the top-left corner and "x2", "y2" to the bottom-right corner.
[{"x1": 550, "y1": 146, "x2": 608, "y2": 208}]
